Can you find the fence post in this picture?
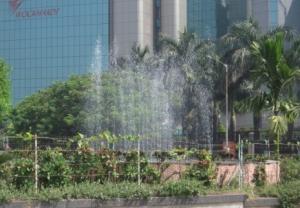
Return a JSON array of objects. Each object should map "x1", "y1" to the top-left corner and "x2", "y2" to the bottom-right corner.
[
  {"x1": 267, "y1": 139, "x2": 271, "y2": 159},
  {"x1": 241, "y1": 138, "x2": 244, "y2": 188},
  {"x1": 34, "y1": 134, "x2": 38, "y2": 194},
  {"x1": 137, "y1": 139, "x2": 141, "y2": 186},
  {"x1": 238, "y1": 134, "x2": 243, "y2": 190}
]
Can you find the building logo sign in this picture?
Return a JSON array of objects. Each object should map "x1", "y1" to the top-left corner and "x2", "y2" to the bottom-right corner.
[
  {"x1": 9, "y1": 0, "x2": 60, "y2": 18},
  {"x1": 9, "y1": 0, "x2": 23, "y2": 12}
]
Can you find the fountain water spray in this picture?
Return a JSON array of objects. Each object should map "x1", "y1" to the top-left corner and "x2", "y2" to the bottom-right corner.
[{"x1": 84, "y1": 40, "x2": 213, "y2": 151}]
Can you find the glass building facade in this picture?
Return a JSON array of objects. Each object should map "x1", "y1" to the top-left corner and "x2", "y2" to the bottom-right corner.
[
  {"x1": 269, "y1": 0, "x2": 278, "y2": 28},
  {"x1": 187, "y1": 0, "x2": 217, "y2": 39},
  {"x1": 187, "y1": 0, "x2": 243, "y2": 39},
  {"x1": 0, "y1": 0, "x2": 109, "y2": 104}
]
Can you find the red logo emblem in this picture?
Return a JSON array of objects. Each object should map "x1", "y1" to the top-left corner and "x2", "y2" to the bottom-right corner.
[{"x1": 9, "y1": 0, "x2": 23, "y2": 12}]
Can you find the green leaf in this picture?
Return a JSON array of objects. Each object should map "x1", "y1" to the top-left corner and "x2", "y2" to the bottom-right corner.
[{"x1": 269, "y1": 115, "x2": 288, "y2": 136}]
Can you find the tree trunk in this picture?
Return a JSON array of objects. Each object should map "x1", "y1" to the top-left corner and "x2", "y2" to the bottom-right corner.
[
  {"x1": 287, "y1": 122, "x2": 294, "y2": 141},
  {"x1": 212, "y1": 101, "x2": 220, "y2": 143},
  {"x1": 276, "y1": 133, "x2": 280, "y2": 160},
  {"x1": 253, "y1": 112, "x2": 262, "y2": 141},
  {"x1": 228, "y1": 94, "x2": 236, "y2": 141},
  {"x1": 182, "y1": 84, "x2": 194, "y2": 141},
  {"x1": 229, "y1": 108, "x2": 236, "y2": 141}
]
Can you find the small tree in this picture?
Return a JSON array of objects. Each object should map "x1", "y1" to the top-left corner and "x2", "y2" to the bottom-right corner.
[
  {"x1": 0, "y1": 60, "x2": 11, "y2": 129},
  {"x1": 11, "y1": 75, "x2": 91, "y2": 136}
]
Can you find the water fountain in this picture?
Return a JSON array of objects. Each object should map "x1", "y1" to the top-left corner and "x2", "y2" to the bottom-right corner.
[{"x1": 84, "y1": 39, "x2": 213, "y2": 152}]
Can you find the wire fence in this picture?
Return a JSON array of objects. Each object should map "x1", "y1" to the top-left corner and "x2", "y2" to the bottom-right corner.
[{"x1": 0, "y1": 135, "x2": 299, "y2": 193}]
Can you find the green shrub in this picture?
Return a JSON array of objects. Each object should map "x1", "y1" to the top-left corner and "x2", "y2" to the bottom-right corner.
[
  {"x1": 0, "y1": 152, "x2": 14, "y2": 165},
  {"x1": 0, "y1": 180, "x2": 14, "y2": 203},
  {"x1": 280, "y1": 158, "x2": 300, "y2": 182},
  {"x1": 103, "y1": 182, "x2": 156, "y2": 199},
  {"x1": 37, "y1": 182, "x2": 157, "y2": 201},
  {"x1": 255, "y1": 185, "x2": 279, "y2": 197},
  {"x1": 39, "y1": 148, "x2": 71, "y2": 187},
  {"x1": 217, "y1": 124, "x2": 226, "y2": 133},
  {"x1": 62, "y1": 182, "x2": 106, "y2": 200},
  {"x1": 11, "y1": 158, "x2": 34, "y2": 189},
  {"x1": 244, "y1": 154, "x2": 269, "y2": 162},
  {"x1": 0, "y1": 180, "x2": 208, "y2": 202},
  {"x1": 97, "y1": 148, "x2": 118, "y2": 181},
  {"x1": 0, "y1": 188, "x2": 15, "y2": 203},
  {"x1": 35, "y1": 187, "x2": 64, "y2": 202},
  {"x1": 121, "y1": 151, "x2": 160, "y2": 184},
  {"x1": 252, "y1": 163, "x2": 266, "y2": 187},
  {"x1": 143, "y1": 166, "x2": 160, "y2": 184},
  {"x1": 70, "y1": 147, "x2": 109, "y2": 183},
  {"x1": 153, "y1": 151, "x2": 171, "y2": 162},
  {"x1": 0, "y1": 161, "x2": 12, "y2": 182},
  {"x1": 184, "y1": 150, "x2": 216, "y2": 186},
  {"x1": 159, "y1": 179, "x2": 206, "y2": 197},
  {"x1": 278, "y1": 181, "x2": 300, "y2": 208}
]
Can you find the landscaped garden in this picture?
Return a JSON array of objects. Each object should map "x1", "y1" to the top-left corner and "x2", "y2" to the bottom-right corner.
[
  {"x1": 1, "y1": 19, "x2": 300, "y2": 207},
  {"x1": 0, "y1": 134, "x2": 300, "y2": 208}
]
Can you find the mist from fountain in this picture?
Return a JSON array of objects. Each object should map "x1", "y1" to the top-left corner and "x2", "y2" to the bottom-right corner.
[{"x1": 84, "y1": 39, "x2": 213, "y2": 151}]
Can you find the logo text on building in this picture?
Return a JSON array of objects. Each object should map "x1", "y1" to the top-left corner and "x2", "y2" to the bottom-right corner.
[{"x1": 9, "y1": 0, "x2": 60, "y2": 18}]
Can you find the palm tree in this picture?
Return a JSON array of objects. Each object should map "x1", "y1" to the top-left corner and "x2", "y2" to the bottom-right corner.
[
  {"x1": 237, "y1": 84, "x2": 267, "y2": 141},
  {"x1": 250, "y1": 32, "x2": 300, "y2": 158},
  {"x1": 209, "y1": 56, "x2": 225, "y2": 142},
  {"x1": 111, "y1": 44, "x2": 150, "y2": 70},
  {"x1": 159, "y1": 29, "x2": 203, "y2": 81},
  {"x1": 285, "y1": 38, "x2": 300, "y2": 140},
  {"x1": 160, "y1": 29, "x2": 196, "y2": 57},
  {"x1": 237, "y1": 26, "x2": 296, "y2": 141},
  {"x1": 220, "y1": 19, "x2": 260, "y2": 140},
  {"x1": 159, "y1": 29, "x2": 216, "y2": 142},
  {"x1": 130, "y1": 44, "x2": 150, "y2": 64}
]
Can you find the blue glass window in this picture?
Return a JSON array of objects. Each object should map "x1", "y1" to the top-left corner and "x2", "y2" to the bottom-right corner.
[
  {"x1": 269, "y1": 0, "x2": 278, "y2": 28},
  {"x1": 187, "y1": 0, "x2": 217, "y2": 39}
]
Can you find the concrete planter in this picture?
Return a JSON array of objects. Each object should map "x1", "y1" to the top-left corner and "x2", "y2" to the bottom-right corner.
[
  {"x1": 217, "y1": 160, "x2": 280, "y2": 185},
  {"x1": 0, "y1": 195, "x2": 281, "y2": 208},
  {"x1": 0, "y1": 195, "x2": 247, "y2": 208},
  {"x1": 245, "y1": 198, "x2": 280, "y2": 208},
  {"x1": 151, "y1": 160, "x2": 280, "y2": 185}
]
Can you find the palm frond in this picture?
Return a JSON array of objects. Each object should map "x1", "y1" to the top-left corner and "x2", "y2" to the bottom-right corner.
[
  {"x1": 159, "y1": 35, "x2": 179, "y2": 52},
  {"x1": 130, "y1": 44, "x2": 150, "y2": 63},
  {"x1": 269, "y1": 115, "x2": 288, "y2": 136},
  {"x1": 278, "y1": 100, "x2": 300, "y2": 123},
  {"x1": 237, "y1": 92, "x2": 269, "y2": 113},
  {"x1": 286, "y1": 38, "x2": 300, "y2": 67},
  {"x1": 266, "y1": 26, "x2": 295, "y2": 41},
  {"x1": 222, "y1": 19, "x2": 260, "y2": 50}
]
